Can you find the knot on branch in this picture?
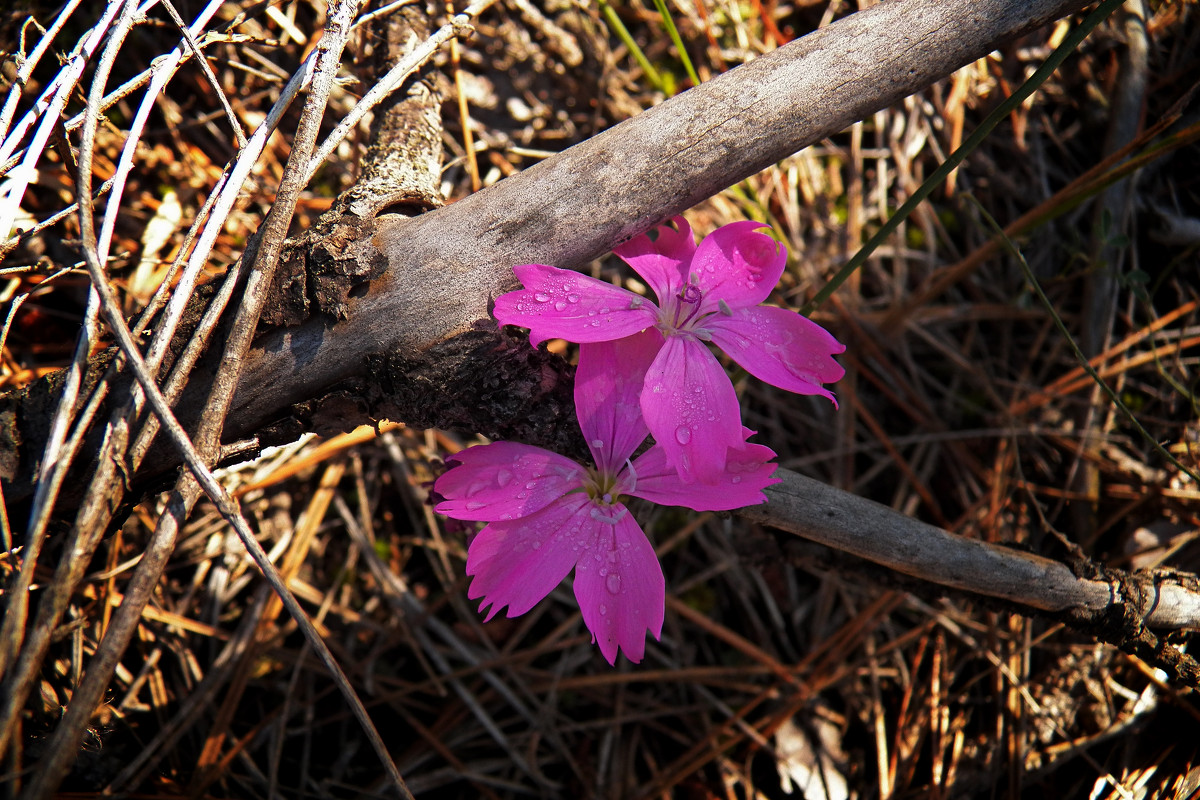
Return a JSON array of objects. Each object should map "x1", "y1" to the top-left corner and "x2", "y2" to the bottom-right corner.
[
  {"x1": 1057, "y1": 564, "x2": 1200, "y2": 687},
  {"x1": 261, "y1": 214, "x2": 387, "y2": 328}
]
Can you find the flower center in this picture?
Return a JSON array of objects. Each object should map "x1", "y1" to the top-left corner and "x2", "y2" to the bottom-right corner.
[
  {"x1": 584, "y1": 461, "x2": 636, "y2": 527},
  {"x1": 658, "y1": 272, "x2": 711, "y2": 337}
]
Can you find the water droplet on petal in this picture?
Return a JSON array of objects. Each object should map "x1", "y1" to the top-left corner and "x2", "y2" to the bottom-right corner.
[
  {"x1": 693, "y1": 385, "x2": 703, "y2": 394},
  {"x1": 466, "y1": 500, "x2": 486, "y2": 510},
  {"x1": 606, "y1": 573, "x2": 622, "y2": 594},
  {"x1": 591, "y1": 438, "x2": 604, "y2": 449},
  {"x1": 675, "y1": 426, "x2": 692, "y2": 445},
  {"x1": 731, "y1": 476, "x2": 742, "y2": 484},
  {"x1": 629, "y1": 296, "x2": 644, "y2": 309},
  {"x1": 495, "y1": 469, "x2": 513, "y2": 487},
  {"x1": 534, "y1": 292, "x2": 551, "y2": 303},
  {"x1": 531, "y1": 540, "x2": 541, "y2": 550},
  {"x1": 567, "y1": 293, "x2": 579, "y2": 303},
  {"x1": 554, "y1": 300, "x2": 567, "y2": 311},
  {"x1": 525, "y1": 481, "x2": 538, "y2": 489},
  {"x1": 599, "y1": 604, "x2": 608, "y2": 616}
]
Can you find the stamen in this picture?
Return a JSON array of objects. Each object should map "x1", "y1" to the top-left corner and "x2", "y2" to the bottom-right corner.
[
  {"x1": 589, "y1": 506, "x2": 628, "y2": 525},
  {"x1": 623, "y1": 458, "x2": 638, "y2": 494},
  {"x1": 718, "y1": 298, "x2": 733, "y2": 316}
]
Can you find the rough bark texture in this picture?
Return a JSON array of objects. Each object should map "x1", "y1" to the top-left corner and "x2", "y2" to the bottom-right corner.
[
  {"x1": 262, "y1": 2, "x2": 444, "y2": 329},
  {"x1": 225, "y1": 0, "x2": 1099, "y2": 453}
]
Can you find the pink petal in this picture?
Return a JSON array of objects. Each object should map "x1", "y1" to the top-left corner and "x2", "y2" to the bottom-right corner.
[
  {"x1": 707, "y1": 305, "x2": 846, "y2": 403},
  {"x1": 572, "y1": 511, "x2": 665, "y2": 665},
  {"x1": 493, "y1": 264, "x2": 656, "y2": 347},
  {"x1": 630, "y1": 434, "x2": 779, "y2": 510},
  {"x1": 612, "y1": 216, "x2": 696, "y2": 301},
  {"x1": 641, "y1": 335, "x2": 745, "y2": 484},
  {"x1": 435, "y1": 441, "x2": 585, "y2": 522},
  {"x1": 689, "y1": 221, "x2": 787, "y2": 313},
  {"x1": 465, "y1": 493, "x2": 592, "y2": 620},
  {"x1": 575, "y1": 331, "x2": 662, "y2": 470}
]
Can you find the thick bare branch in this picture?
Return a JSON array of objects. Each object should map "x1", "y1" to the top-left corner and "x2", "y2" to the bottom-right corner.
[{"x1": 11, "y1": 0, "x2": 1196, "y2": 673}]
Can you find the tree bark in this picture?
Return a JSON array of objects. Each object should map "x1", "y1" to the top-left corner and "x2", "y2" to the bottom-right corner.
[
  {"x1": 230, "y1": 0, "x2": 1105, "y2": 453},
  {"x1": 3, "y1": 0, "x2": 1097, "y2": 503}
]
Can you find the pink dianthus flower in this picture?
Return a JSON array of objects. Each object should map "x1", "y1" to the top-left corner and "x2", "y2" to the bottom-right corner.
[
  {"x1": 493, "y1": 217, "x2": 845, "y2": 483},
  {"x1": 434, "y1": 331, "x2": 778, "y2": 664}
]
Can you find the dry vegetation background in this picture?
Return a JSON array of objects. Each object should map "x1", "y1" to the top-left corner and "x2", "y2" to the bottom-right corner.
[{"x1": 2, "y1": 0, "x2": 1200, "y2": 797}]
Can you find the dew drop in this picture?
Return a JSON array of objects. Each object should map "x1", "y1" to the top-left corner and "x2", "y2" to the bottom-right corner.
[
  {"x1": 591, "y1": 438, "x2": 604, "y2": 449},
  {"x1": 675, "y1": 426, "x2": 692, "y2": 445},
  {"x1": 693, "y1": 385, "x2": 703, "y2": 394},
  {"x1": 531, "y1": 540, "x2": 541, "y2": 550},
  {"x1": 554, "y1": 300, "x2": 567, "y2": 311},
  {"x1": 525, "y1": 481, "x2": 538, "y2": 489},
  {"x1": 605, "y1": 573, "x2": 622, "y2": 594},
  {"x1": 496, "y1": 468, "x2": 513, "y2": 487},
  {"x1": 466, "y1": 500, "x2": 486, "y2": 510},
  {"x1": 517, "y1": 491, "x2": 528, "y2": 499},
  {"x1": 567, "y1": 293, "x2": 580, "y2": 303},
  {"x1": 629, "y1": 296, "x2": 644, "y2": 309},
  {"x1": 534, "y1": 292, "x2": 551, "y2": 303},
  {"x1": 731, "y1": 476, "x2": 742, "y2": 484},
  {"x1": 599, "y1": 604, "x2": 608, "y2": 616}
]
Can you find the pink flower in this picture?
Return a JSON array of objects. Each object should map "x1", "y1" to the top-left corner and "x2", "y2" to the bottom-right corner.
[
  {"x1": 493, "y1": 217, "x2": 845, "y2": 483},
  {"x1": 434, "y1": 331, "x2": 778, "y2": 665}
]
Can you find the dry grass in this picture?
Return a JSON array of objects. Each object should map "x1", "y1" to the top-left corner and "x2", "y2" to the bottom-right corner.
[{"x1": 2, "y1": 0, "x2": 1199, "y2": 797}]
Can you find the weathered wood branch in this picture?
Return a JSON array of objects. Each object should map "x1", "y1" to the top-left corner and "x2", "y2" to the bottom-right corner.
[
  {"x1": 5, "y1": 0, "x2": 1097, "y2": 500},
  {"x1": 8, "y1": 0, "x2": 1197, "y2": 672},
  {"x1": 224, "y1": 0, "x2": 1100, "y2": 448},
  {"x1": 744, "y1": 470, "x2": 1200, "y2": 682}
]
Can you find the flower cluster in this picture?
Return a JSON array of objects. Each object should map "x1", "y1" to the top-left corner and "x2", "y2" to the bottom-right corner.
[{"x1": 434, "y1": 217, "x2": 845, "y2": 664}]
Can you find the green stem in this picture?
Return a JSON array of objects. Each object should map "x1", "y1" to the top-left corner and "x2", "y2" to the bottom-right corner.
[
  {"x1": 801, "y1": 0, "x2": 1126, "y2": 316},
  {"x1": 599, "y1": 0, "x2": 668, "y2": 94},
  {"x1": 967, "y1": 194, "x2": 1200, "y2": 485},
  {"x1": 652, "y1": 0, "x2": 700, "y2": 88}
]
